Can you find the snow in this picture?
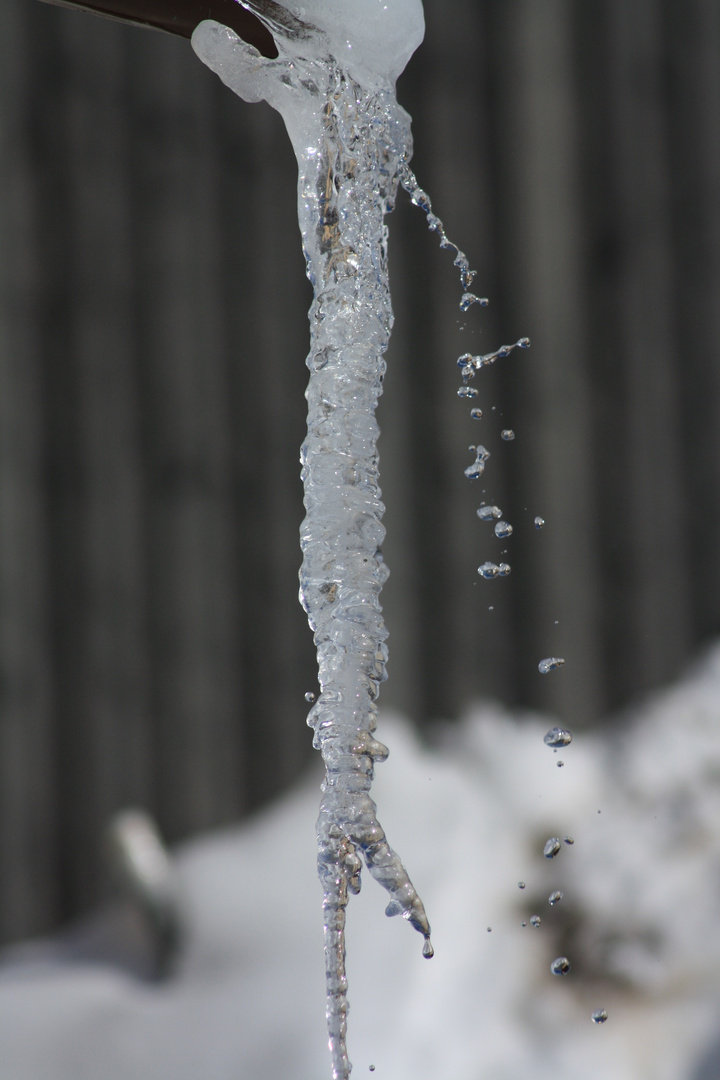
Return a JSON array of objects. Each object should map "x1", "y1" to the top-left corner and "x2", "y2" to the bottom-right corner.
[{"x1": 4, "y1": 643, "x2": 720, "y2": 1078}]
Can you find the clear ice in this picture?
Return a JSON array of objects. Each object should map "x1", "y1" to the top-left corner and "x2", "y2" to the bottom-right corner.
[{"x1": 192, "y1": 4, "x2": 429, "y2": 1078}]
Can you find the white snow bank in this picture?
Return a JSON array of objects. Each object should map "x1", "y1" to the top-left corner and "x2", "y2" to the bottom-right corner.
[{"x1": 5, "y1": 645, "x2": 720, "y2": 1079}]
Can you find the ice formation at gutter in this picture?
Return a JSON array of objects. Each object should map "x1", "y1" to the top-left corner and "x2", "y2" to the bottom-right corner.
[{"x1": 192, "y1": 3, "x2": 429, "y2": 1076}]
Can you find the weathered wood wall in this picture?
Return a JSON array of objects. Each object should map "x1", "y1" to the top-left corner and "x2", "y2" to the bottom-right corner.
[{"x1": 1, "y1": 0, "x2": 719, "y2": 942}]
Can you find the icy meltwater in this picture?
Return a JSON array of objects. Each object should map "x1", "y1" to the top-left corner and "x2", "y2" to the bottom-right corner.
[{"x1": 192, "y1": 3, "x2": 430, "y2": 1077}]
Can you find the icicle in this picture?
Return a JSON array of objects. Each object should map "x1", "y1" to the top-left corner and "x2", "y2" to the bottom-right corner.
[{"x1": 192, "y1": 6, "x2": 430, "y2": 1078}]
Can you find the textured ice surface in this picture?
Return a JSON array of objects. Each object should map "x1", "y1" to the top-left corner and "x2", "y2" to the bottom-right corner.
[
  {"x1": 6, "y1": 644, "x2": 720, "y2": 1078},
  {"x1": 192, "y1": 5, "x2": 427, "y2": 1076}
]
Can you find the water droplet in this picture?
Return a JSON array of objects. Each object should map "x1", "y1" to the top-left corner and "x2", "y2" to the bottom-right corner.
[
  {"x1": 498, "y1": 563, "x2": 511, "y2": 576},
  {"x1": 305, "y1": 691, "x2": 316, "y2": 703},
  {"x1": 486, "y1": 926, "x2": 492, "y2": 932},
  {"x1": 369, "y1": 1066, "x2": 376, "y2": 1073},
  {"x1": 501, "y1": 429, "x2": 515, "y2": 441},
  {"x1": 551, "y1": 956, "x2": 571, "y2": 976},
  {"x1": 465, "y1": 461, "x2": 486, "y2": 479},
  {"x1": 521, "y1": 920, "x2": 527, "y2": 927},
  {"x1": 557, "y1": 760, "x2": 565, "y2": 768},
  {"x1": 422, "y1": 936, "x2": 434, "y2": 959},
  {"x1": 459, "y1": 292, "x2": 489, "y2": 312},
  {"x1": 494, "y1": 521, "x2": 513, "y2": 539},
  {"x1": 544, "y1": 837, "x2": 561, "y2": 859},
  {"x1": 548, "y1": 891, "x2": 563, "y2": 906},
  {"x1": 384, "y1": 899, "x2": 403, "y2": 917},
  {"x1": 517, "y1": 337, "x2": 531, "y2": 348},
  {"x1": 530, "y1": 915, "x2": 541, "y2": 927},
  {"x1": 518, "y1": 881, "x2": 526, "y2": 889},
  {"x1": 458, "y1": 386, "x2": 479, "y2": 398},
  {"x1": 564, "y1": 836, "x2": 575, "y2": 846},
  {"x1": 538, "y1": 657, "x2": 565, "y2": 674},
  {"x1": 544, "y1": 726, "x2": 573, "y2": 748},
  {"x1": 470, "y1": 407, "x2": 483, "y2": 420},
  {"x1": 591, "y1": 1009, "x2": 608, "y2": 1024},
  {"x1": 477, "y1": 505, "x2": 502, "y2": 521},
  {"x1": 478, "y1": 562, "x2": 500, "y2": 579},
  {"x1": 534, "y1": 516, "x2": 545, "y2": 529}
]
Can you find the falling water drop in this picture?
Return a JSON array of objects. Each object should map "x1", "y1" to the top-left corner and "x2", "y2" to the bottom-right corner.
[
  {"x1": 470, "y1": 407, "x2": 483, "y2": 420},
  {"x1": 501, "y1": 429, "x2": 515, "y2": 441},
  {"x1": 556, "y1": 760, "x2": 565, "y2": 768},
  {"x1": 530, "y1": 915, "x2": 541, "y2": 928},
  {"x1": 538, "y1": 657, "x2": 565, "y2": 674},
  {"x1": 548, "y1": 890, "x2": 563, "y2": 906},
  {"x1": 544, "y1": 838, "x2": 561, "y2": 859},
  {"x1": 534, "y1": 516, "x2": 545, "y2": 529},
  {"x1": 305, "y1": 691, "x2": 316, "y2": 703},
  {"x1": 564, "y1": 836, "x2": 575, "y2": 846},
  {"x1": 478, "y1": 562, "x2": 500, "y2": 579},
  {"x1": 544, "y1": 726, "x2": 572, "y2": 748},
  {"x1": 498, "y1": 563, "x2": 511, "y2": 577},
  {"x1": 477, "y1": 505, "x2": 502, "y2": 521},
  {"x1": 518, "y1": 881, "x2": 526, "y2": 889},
  {"x1": 592, "y1": 1009, "x2": 608, "y2": 1024},
  {"x1": 494, "y1": 521, "x2": 513, "y2": 539},
  {"x1": 422, "y1": 936, "x2": 434, "y2": 959},
  {"x1": 458, "y1": 386, "x2": 479, "y2": 399},
  {"x1": 551, "y1": 956, "x2": 571, "y2": 976},
  {"x1": 459, "y1": 292, "x2": 489, "y2": 311}
]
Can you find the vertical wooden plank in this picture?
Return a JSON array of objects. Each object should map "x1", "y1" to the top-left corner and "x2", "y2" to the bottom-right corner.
[
  {"x1": 601, "y1": 0, "x2": 692, "y2": 699},
  {"x1": 0, "y1": 0, "x2": 58, "y2": 942},
  {"x1": 40, "y1": 14, "x2": 152, "y2": 914},
  {"x1": 662, "y1": 0, "x2": 720, "y2": 641},
  {"x1": 488, "y1": 0, "x2": 603, "y2": 723},
  {"x1": 127, "y1": 31, "x2": 244, "y2": 841},
  {"x1": 215, "y1": 86, "x2": 317, "y2": 809}
]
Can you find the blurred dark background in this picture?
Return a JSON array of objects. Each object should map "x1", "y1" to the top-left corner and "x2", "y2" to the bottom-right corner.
[{"x1": 1, "y1": 0, "x2": 719, "y2": 944}]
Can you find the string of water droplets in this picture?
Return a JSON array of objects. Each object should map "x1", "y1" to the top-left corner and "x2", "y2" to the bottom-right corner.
[{"x1": 398, "y1": 163, "x2": 530, "y2": 584}]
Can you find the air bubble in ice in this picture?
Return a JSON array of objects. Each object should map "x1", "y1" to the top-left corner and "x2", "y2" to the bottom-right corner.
[
  {"x1": 544, "y1": 838, "x2": 561, "y2": 859},
  {"x1": 501, "y1": 429, "x2": 515, "y2": 441},
  {"x1": 551, "y1": 956, "x2": 571, "y2": 976},
  {"x1": 494, "y1": 521, "x2": 513, "y2": 539},
  {"x1": 538, "y1": 657, "x2": 565, "y2": 674},
  {"x1": 385, "y1": 899, "x2": 403, "y2": 917},
  {"x1": 544, "y1": 726, "x2": 573, "y2": 748},
  {"x1": 548, "y1": 890, "x2": 563, "y2": 906},
  {"x1": 592, "y1": 1009, "x2": 608, "y2": 1024},
  {"x1": 478, "y1": 562, "x2": 500, "y2": 579}
]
